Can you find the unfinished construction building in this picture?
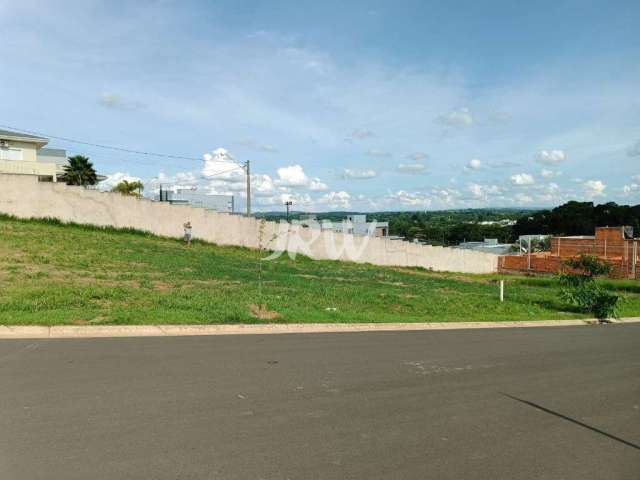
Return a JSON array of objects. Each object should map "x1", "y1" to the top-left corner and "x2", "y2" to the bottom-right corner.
[{"x1": 499, "y1": 226, "x2": 639, "y2": 279}]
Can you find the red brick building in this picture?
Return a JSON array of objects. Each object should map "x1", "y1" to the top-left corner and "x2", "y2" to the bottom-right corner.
[{"x1": 499, "y1": 226, "x2": 639, "y2": 279}]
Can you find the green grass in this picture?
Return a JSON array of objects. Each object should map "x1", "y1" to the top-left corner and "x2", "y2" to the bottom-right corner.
[{"x1": 1, "y1": 215, "x2": 639, "y2": 325}]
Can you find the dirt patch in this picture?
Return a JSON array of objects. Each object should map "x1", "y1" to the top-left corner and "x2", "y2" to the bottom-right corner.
[
  {"x1": 249, "y1": 304, "x2": 280, "y2": 320},
  {"x1": 153, "y1": 281, "x2": 173, "y2": 291}
]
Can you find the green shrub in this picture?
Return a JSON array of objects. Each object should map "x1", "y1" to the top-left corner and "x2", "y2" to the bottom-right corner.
[{"x1": 558, "y1": 255, "x2": 619, "y2": 321}]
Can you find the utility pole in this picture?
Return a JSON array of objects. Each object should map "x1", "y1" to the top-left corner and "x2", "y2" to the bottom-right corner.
[
  {"x1": 245, "y1": 160, "x2": 251, "y2": 216},
  {"x1": 285, "y1": 200, "x2": 293, "y2": 222}
]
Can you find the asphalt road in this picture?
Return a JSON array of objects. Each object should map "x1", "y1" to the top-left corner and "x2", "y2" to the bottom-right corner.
[{"x1": 1, "y1": 325, "x2": 639, "y2": 480}]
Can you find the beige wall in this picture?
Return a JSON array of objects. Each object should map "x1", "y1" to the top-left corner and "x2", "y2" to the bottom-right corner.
[
  {"x1": 0, "y1": 141, "x2": 59, "y2": 179},
  {"x1": 0, "y1": 174, "x2": 499, "y2": 274},
  {"x1": 1, "y1": 141, "x2": 39, "y2": 162}
]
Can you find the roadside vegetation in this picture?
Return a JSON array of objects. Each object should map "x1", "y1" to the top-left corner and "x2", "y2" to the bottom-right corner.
[{"x1": 1, "y1": 215, "x2": 639, "y2": 325}]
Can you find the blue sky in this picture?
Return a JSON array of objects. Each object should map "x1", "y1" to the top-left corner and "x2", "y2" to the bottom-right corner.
[{"x1": 2, "y1": 0, "x2": 639, "y2": 211}]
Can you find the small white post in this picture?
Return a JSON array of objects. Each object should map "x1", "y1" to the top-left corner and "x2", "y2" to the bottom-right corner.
[{"x1": 499, "y1": 280, "x2": 504, "y2": 302}]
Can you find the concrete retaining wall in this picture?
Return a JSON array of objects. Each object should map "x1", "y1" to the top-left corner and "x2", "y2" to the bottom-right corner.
[{"x1": 0, "y1": 174, "x2": 499, "y2": 274}]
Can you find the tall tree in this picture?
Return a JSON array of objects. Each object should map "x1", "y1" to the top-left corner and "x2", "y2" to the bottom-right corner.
[
  {"x1": 62, "y1": 155, "x2": 98, "y2": 186},
  {"x1": 111, "y1": 180, "x2": 144, "y2": 197}
]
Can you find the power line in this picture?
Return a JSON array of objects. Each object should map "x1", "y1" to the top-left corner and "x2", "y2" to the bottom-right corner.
[{"x1": 0, "y1": 124, "x2": 241, "y2": 166}]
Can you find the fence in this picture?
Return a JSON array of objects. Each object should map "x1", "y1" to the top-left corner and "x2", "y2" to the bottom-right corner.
[{"x1": 500, "y1": 238, "x2": 639, "y2": 279}]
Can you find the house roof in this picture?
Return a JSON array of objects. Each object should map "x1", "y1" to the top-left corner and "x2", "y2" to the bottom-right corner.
[{"x1": 0, "y1": 129, "x2": 49, "y2": 147}]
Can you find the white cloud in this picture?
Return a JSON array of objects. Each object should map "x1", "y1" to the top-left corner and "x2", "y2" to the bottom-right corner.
[
  {"x1": 397, "y1": 163, "x2": 427, "y2": 175},
  {"x1": 510, "y1": 173, "x2": 535, "y2": 186},
  {"x1": 366, "y1": 148, "x2": 391, "y2": 157},
  {"x1": 276, "y1": 164, "x2": 310, "y2": 187},
  {"x1": 627, "y1": 140, "x2": 640, "y2": 157},
  {"x1": 437, "y1": 108, "x2": 473, "y2": 128},
  {"x1": 385, "y1": 190, "x2": 432, "y2": 208},
  {"x1": 254, "y1": 190, "x2": 313, "y2": 208},
  {"x1": 583, "y1": 179, "x2": 606, "y2": 197},
  {"x1": 318, "y1": 191, "x2": 351, "y2": 209},
  {"x1": 514, "y1": 193, "x2": 533, "y2": 204},
  {"x1": 202, "y1": 148, "x2": 244, "y2": 183},
  {"x1": 340, "y1": 168, "x2": 377, "y2": 179},
  {"x1": 308, "y1": 178, "x2": 329, "y2": 191},
  {"x1": 535, "y1": 149, "x2": 567, "y2": 165},
  {"x1": 251, "y1": 174, "x2": 277, "y2": 197},
  {"x1": 275, "y1": 164, "x2": 328, "y2": 191},
  {"x1": 541, "y1": 169, "x2": 561, "y2": 178},
  {"x1": 623, "y1": 183, "x2": 639, "y2": 195},
  {"x1": 468, "y1": 183, "x2": 502, "y2": 199},
  {"x1": 99, "y1": 172, "x2": 141, "y2": 191},
  {"x1": 464, "y1": 158, "x2": 482, "y2": 171}
]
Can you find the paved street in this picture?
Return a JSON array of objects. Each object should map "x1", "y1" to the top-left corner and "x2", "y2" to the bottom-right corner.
[{"x1": 1, "y1": 325, "x2": 639, "y2": 479}]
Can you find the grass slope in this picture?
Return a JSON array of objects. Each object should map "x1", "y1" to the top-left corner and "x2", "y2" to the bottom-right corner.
[{"x1": 1, "y1": 215, "x2": 639, "y2": 325}]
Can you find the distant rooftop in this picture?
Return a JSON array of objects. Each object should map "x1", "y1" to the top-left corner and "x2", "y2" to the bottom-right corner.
[{"x1": 0, "y1": 128, "x2": 48, "y2": 145}]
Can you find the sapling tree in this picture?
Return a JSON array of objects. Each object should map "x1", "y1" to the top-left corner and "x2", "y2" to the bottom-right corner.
[{"x1": 558, "y1": 254, "x2": 619, "y2": 321}]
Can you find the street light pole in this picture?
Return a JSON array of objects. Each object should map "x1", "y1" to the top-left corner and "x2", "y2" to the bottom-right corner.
[
  {"x1": 245, "y1": 160, "x2": 251, "y2": 217},
  {"x1": 285, "y1": 200, "x2": 293, "y2": 222}
]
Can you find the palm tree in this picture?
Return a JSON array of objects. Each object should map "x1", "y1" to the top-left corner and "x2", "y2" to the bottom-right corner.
[
  {"x1": 62, "y1": 155, "x2": 98, "y2": 186},
  {"x1": 111, "y1": 180, "x2": 144, "y2": 197}
]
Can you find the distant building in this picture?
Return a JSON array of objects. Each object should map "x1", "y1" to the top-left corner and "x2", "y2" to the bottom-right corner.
[
  {"x1": 155, "y1": 187, "x2": 235, "y2": 213},
  {"x1": 334, "y1": 215, "x2": 389, "y2": 238},
  {"x1": 0, "y1": 129, "x2": 67, "y2": 182},
  {"x1": 296, "y1": 214, "x2": 389, "y2": 237},
  {"x1": 456, "y1": 238, "x2": 514, "y2": 255}
]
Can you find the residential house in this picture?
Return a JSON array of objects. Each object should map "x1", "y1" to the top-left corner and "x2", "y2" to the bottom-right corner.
[{"x1": 0, "y1": 129, "x2": 67, "y2": 182}]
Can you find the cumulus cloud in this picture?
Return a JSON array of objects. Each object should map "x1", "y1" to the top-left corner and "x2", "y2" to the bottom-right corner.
[
  {"x1": 308, "y1": 178, "x2": 329, "y2": 191},
  {"x1": 366, "y1": 148, "x2": 391, "y2": 158},
  {"x1": 628, "y1": 140, "x2": 640, "y2": 157},
  {"x1": 464, "y1": 158, "x2": 482, "y2": 171},
  {"x1": 396, "y1": 163, "x2": 427, "y2": 175},
  {"x1": 275, "y1": 164, "x2": 327, "y2": 190},
  {"x1": 276, "y1": 164, "x2": 310, "y2": 187},
  {"x1": 510, "y1": 173, "x2": 535, "y2": 186},
  {"x1": 202, "y1": 148, "x2": 244, "y2": 182},
  {"x1": 99, "y1": 172, "x2": 142, "y2": 191},
  {"x1": 468, "y1": 183, "x2": 502, "y2": 199},
  {"x1": 583, "y1": 179, "x2": 606, "y2": 197},
  {"x1": 251, "y1": 174, "x2": 277, "y2": 197},
  {"x1": 437, "y1": 108, "x2": 473, "y2": 128},
  {"x1": 340, "y1": 168, "x2": 377, "y2": 179},
  {"x1": 385, "y1": 190, "x2": 432, "y2": 208},
  {"x1": 623, "y1": 183, "x2": 639, "y2": 195},
  {"x1": 318, "y1": 191, "x2": 351, "y2": 209},
  {"x1": 535, "y1": 149, "x2": 566, "y2": 165}
]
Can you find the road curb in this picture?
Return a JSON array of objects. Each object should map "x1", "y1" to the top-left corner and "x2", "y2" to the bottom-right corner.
[{"x1": 0, "y1": 318, "x2": 639, "y2": 339}]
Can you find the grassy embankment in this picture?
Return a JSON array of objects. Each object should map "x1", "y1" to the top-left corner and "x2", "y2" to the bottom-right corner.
[{"x1": 1, "y1": 215, "x2": 639, "y2": 325}]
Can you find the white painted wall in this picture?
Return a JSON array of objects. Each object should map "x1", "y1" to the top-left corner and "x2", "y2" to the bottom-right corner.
[{"x1": 0, "y1": 174, "x2": 499, "y2": 274}]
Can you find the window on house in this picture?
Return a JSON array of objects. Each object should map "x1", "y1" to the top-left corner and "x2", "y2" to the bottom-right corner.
[{"x1": 0, "y1": 148, "x2": 24, "y2": 161}]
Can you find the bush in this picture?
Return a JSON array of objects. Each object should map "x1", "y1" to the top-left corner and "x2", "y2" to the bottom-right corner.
[{"x1": 558, "y1": 255, "x2": 619, "y2": 321}]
